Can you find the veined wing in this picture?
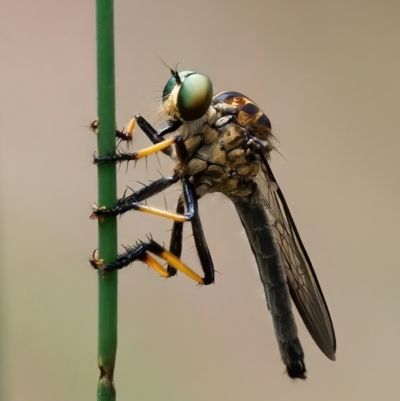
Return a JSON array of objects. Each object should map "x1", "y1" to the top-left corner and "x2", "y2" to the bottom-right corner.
[{"x1": 257, "y1": 152, "x2": 336, "y2": 360}]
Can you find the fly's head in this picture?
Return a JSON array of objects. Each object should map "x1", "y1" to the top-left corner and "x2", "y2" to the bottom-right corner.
[{"x1": 162, "y1": 70, "x2": 213, "y2": 124}]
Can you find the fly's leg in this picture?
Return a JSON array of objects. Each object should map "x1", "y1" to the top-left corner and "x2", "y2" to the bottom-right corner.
[
  {"x1": 90, "y1": 119, "x2": 135, "y2": 143},
  {"x1": 94, "y1": 133, "x2": 189, "y2": 165},
  {"x1": 167, "y1": 179, "x2": 214, "y2": 285},
  {"x1": 135, "y1": 115, "x2": 182, "y2": 142},
  {"x1": 91, "y1": 175, "x2": 180, "y2": 220},
  {"x1": 90, "y1": 239, "x2": 205, "y2": 285},
  {"x1": 92, "y1": 116, "x2": 189, "y2": 218},
  {"x1": 90, "y1": 114, "x2": 180, "y2": 159},
  {"x1": 90, "y1": 115, "x2": 214, "y2": 283},
  {"x1": 93, "y1": 114, "x2": 188, "y2": 164},
  {"x1": 167, "y1": 194, "x2": 184, "y2": 277},
  {"x1": 91, "y1": 174, "x2": 194, "y2": 223},
  {"x1": 133, "y1": 115, "x2": 181, "y2": 158},
  {"x1": 92, "y1": 177, "x2": 214, "y2": 285},
  {"x1": 91, "y1": 173, "x2": 196, "y2": 231},
  {"x1": 91, "y1": 115, "x2": 184, "y2": 157}
]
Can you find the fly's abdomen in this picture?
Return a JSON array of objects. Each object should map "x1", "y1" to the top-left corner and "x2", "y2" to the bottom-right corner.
[{"x1": 228, "y1": 189, "x2": 307, "y2": 379}]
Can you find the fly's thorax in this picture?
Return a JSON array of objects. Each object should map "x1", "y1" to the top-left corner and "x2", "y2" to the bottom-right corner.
[
  {"x1": 176, "y1": 114, "x2": 263, "y2": 198},
  {"x1": 212, "y1": 91, "x2": 274, "y2": 154}
]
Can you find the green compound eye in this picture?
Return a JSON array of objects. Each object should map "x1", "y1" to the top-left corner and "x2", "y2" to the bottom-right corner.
[
  {"x1": 163, "y1": 71, "x2": 213, "y2": 121},
  {"x1": 177, "y1": 73, "x2": 213, "y2": 121},
  {"x1": 162, "y1": 71, "x2": 188, "y2": 101}
]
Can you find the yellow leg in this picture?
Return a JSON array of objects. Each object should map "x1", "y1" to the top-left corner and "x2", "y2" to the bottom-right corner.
[{"x1": 90, "y1": 240, "x2": 205, "y2": 285}]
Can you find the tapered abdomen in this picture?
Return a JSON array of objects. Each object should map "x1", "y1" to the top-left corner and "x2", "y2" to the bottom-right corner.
[{"x1": 228, "y1": 189, "x2": 307, "y2": 379}]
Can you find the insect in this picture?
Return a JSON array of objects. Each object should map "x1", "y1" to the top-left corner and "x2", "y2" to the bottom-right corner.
[{"x1": 91, "y1": 69, "x2": 336, "y2": 379}]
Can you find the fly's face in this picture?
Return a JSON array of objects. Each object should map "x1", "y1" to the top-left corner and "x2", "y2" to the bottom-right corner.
[{"x1": 162, "y1": 70, "x2": 213, "y2": 122}]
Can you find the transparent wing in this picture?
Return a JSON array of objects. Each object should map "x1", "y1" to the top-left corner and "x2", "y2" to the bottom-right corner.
[{"x1": 256, "y1": 152, "x2": 336, "y2": 360}]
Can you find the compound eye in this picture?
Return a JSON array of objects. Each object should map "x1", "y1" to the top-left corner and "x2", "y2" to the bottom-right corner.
[
  {"x1": 177, "y1": 73, "x2": 213, "y2": 121},
  {"x1": 163, "y1": 76, "x2": 179, "y2": 101},
  {"x1": 162, "y1": 70, "x2": 194, "y2": 101}
]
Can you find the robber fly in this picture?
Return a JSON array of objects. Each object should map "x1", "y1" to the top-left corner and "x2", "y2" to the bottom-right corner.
[{"x1": 91, "y1": 69, "x2": 336, "y2": 379}]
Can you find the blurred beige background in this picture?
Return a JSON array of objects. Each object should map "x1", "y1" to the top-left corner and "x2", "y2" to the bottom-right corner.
[{"x1": 2, "y1": 0, "x2": 400, "y2": 400}]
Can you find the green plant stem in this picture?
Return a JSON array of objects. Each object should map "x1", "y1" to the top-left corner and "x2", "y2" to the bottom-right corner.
[{"x1": 96, "y1": 1, "x2": 118, "y2": 400}]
